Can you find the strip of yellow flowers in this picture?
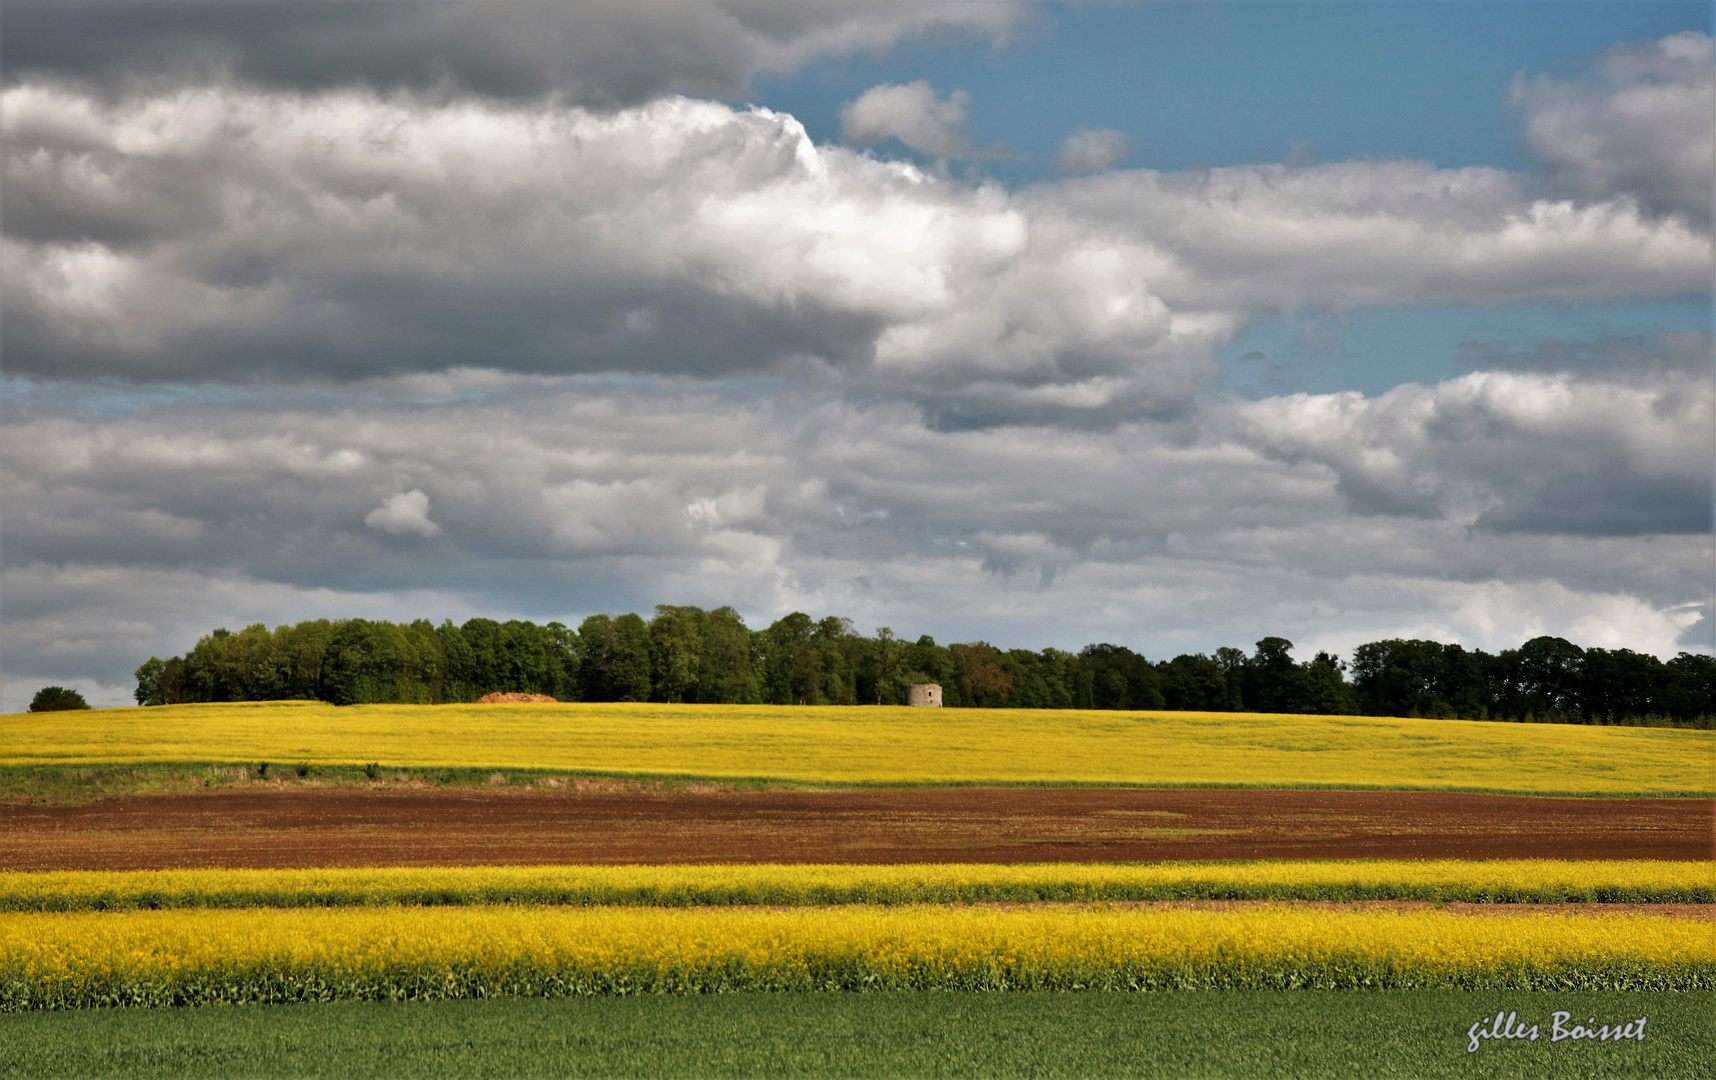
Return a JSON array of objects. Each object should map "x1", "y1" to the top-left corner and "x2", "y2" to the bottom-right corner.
[
  {"x1": 7, "y1": 700, "x2": 1711, "y2": 795},
  {"x1": 2, "y1": 905, "x2": 1708, "y2": 1008},
  {"x1": 2, "y1": 860, "x2": 1708, "y2": 912}
]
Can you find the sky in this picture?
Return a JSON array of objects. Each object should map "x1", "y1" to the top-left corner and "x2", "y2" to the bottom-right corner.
[{"x1": 2, "y1": 0, "x2": 1712, "y2": 710}]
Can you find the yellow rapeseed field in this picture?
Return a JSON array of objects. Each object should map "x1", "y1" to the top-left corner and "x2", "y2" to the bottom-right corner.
[
  {"x1": 2, "y1": 904, "x2": 1708, "y2": 1007},
  {"x1": 3, "y1": 701, "x2": 1709, "y2": 794},
  {"x1": 3, "y1": 860, "x2": 1709, "y2": 912}
]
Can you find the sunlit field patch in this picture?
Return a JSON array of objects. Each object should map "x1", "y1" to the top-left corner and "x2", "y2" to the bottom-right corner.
[
  {"x1": 2, "y1": 860, "x2": 1709, "y2": 912},
  {"x1": 2, "y1": 701, "x2": 1708, "y2": 795}
]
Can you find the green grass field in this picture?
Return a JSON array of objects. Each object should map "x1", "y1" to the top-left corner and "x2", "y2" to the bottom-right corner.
[
  {"x1": 1, "y1": 992, "x2": 1708, "y2": 1079},
  {"x1": 4, "y1": 701, "x2": 1710, "y2": 795}
]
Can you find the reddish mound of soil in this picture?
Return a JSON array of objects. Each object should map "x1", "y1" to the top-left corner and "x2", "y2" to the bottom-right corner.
[
  {"x1": 475, "y1": 693, "x2": 557, "y2": 703},
  {"x1": 2, "y1": 787, "x2": 1708, "y2": 871}
]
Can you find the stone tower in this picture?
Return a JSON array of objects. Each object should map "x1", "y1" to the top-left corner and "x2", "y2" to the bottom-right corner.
[{"x1": 907, "y1": 683, "x2": 942, "y2": 707}]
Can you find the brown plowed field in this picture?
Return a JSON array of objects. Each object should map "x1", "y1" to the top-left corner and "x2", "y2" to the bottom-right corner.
[{"x1": 3, "y1": 787, "x2": 1709, "y2": 871}]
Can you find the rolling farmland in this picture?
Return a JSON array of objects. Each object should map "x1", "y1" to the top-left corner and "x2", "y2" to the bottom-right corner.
[
  {"x1": 2, "y1": 699, "x2": 1709, "y2": 1080},
  {"x1": 3, "y1": 700, "x2": 1710, "y2": 795}
]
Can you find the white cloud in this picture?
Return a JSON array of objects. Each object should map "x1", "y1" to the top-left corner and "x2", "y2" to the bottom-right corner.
[
  {"x1": 365, "y1": 489, "x2": 442, "y2": 537},
  {"x1": 4, "y1": 84, "x2": 1706, "y2": 415},
  {"x1": 1056, "y1": 127, "x2": 1134, "y2": 174},
  {"x1": 1228, "y1": 367, "x2": 1712, "y2": 533},
  {"x1": 1296, "y1": 578, "x2": 1705, "y2": 667},
  {"x1": 1515, "y1": 31, "x2": 1715, "y2": 226},
  {"x1": 841, "y1": 80, "x2": 982, "y2": 159},
  {"x1": 1037, "y1": 160, "x2": 1709, "y2": 312}
]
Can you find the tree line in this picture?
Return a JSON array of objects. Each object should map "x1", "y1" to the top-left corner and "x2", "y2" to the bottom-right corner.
[{"x1": 133, "y1": 606, "x2": 1714, "y2": 727}]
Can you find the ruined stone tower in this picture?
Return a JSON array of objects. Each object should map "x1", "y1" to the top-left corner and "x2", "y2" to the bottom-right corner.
[{"x1": 907, "y1": 683, "x2": 942, "y2": 707}]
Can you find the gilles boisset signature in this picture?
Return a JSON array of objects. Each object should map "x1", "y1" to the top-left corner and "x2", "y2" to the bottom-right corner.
[{"x1": 1467, "y1": 1010, "x2": 1647, "y2": 1053}]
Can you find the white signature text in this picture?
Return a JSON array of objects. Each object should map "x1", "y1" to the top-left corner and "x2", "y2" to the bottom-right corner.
[{"x1": 1467, "y1": 1010, "x2": 1647, "y2": 1053}]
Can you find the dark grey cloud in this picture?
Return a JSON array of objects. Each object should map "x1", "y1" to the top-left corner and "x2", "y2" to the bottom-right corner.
[
  {"x1": 1472, "y1": 467, "x2": 1710, "y2": 538},
  {"x1": 3, "y1": 1, "x2": 1022, "y2": 105},
  {"x1": 4, "y1": 365, "x2": 1708, "y2": 708}
]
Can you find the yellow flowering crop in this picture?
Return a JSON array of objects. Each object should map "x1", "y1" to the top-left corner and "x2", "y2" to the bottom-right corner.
[
  {"x1": 2, "y1": 860, "x2": 1708, "y2": 913},
  {"x1": 3, "y1": 700, "x2": 1709, "y2": 795},
  {"x1": 2, "y1": 904, "x2": 1708, "y2": 1008}
]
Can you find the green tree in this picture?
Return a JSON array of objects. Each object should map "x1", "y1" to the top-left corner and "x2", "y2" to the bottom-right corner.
[
  {"x1": 813, "y1": 616, "x2": 860, "y2": 705},
  {"x1": 950, "y1": 642, "x2": 1012, "y2": 707},
  {"x1": 649, "y1": 605, "x2": 705, "y2": 703},
  {"x1": 274, "y1": 620, "x2": 340, "y2": 700},
  {"x1": 491, "y1": 619, "x2": 564, "y2": 699},
  {"x1": 29, "y1": 686, "x2": 90, "y2": 712},
  {"x1": 1212, "y1": 647, "x2": 1248, "y2": 710},
  {"x1": 320, "y1": 619, "x2": 440, "y2": 705},
  {"x1": 1662, "y1": 653, "x2": 1715, "y2": 726},
  {"x1": 866, "y1": 627, "x2": 903, "y2": 705},
  {"x1": 1157, "y1": 654, "x2": 1231, "y2": 712},
  {"x1": 697, "y1": 606, "x2": 757, "y2": 704},
  {"x1": 760, "y1": 613, "x2": 820, "y2": 705},
  {"x1": 133, "y1": 656, "x2": 188, "y2": 705},
  {"x1": 543, "y1": 621, "x2": 580, "y2": 701},
  {"x1": 1492, "y1": 636, "x2": 1585, "y2": 721},
  {"x1": 182, "y1": 628, "x2": 237, "y2": 702},
  {"x1": 575, "y1": 615, "x2": 617, "y2": 702},
  {"x1": 458, "y1": 618, "x2": 508, "y2": 697},
  {"x1": 1077, "y1": 644, "x2": 1164, "y2": 711},
  {"x1": 134, "y1": 658, "x2": 167, "y2": 706},
  {"x1": 1240, "y1": 637, "x2": 1309, "y2": 713},
  {"x1": 610, "y1": 613, "x2": 653, "y2": 702},
  {"x1": 1351, "y1": 638, "x2": 1491, "y2": 720},
  {"x1": 1301, "y1": 651, "x2": 1359, "y2": 715},
  {"x1": 435, "y1": 620, "x2": 477, "y2": 702},
  {"x1": 903, "y1": 635, "x2": 953, "y2": 694}
]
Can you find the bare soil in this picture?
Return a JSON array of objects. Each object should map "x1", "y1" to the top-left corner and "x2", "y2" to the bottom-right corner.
[{"x1": 2, "y1": 787, "x2": 1708, "y2": 871}]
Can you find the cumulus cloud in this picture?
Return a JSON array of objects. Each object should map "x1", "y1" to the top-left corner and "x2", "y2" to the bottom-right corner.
[
  {"x1": 1056, "y1": 127, "x2": 1134, "y2": 174},
  {"x1": 2, "y1": 1, "x2": 1025, "y2": 107},
  {"x1": 1035, "y1": 160, "x2": 1709, "y2": 311},
  {"x1": 3, "y1": 363, "x2": 1708, "y2": 705},
  {"x1": 841, "y1": 80, "x2": 988, "y2": 159},
  {"x1": 1229, "y1": 366, "x2": 1712, "y2": 535},
  {"x1": 4, "y1": 85, "x2": 1707, "y2": 417},
  {"x1": 365, "y1": 489, "x2": 442, "y2": 537},
  {"x1": 1515, "y1": 31, "x2": 1715, "y2": 227}
]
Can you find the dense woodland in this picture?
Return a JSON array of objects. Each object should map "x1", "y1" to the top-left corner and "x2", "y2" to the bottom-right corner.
[{"x1": 132, "y1": 606, "x2": 1715, "y2": 727}]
